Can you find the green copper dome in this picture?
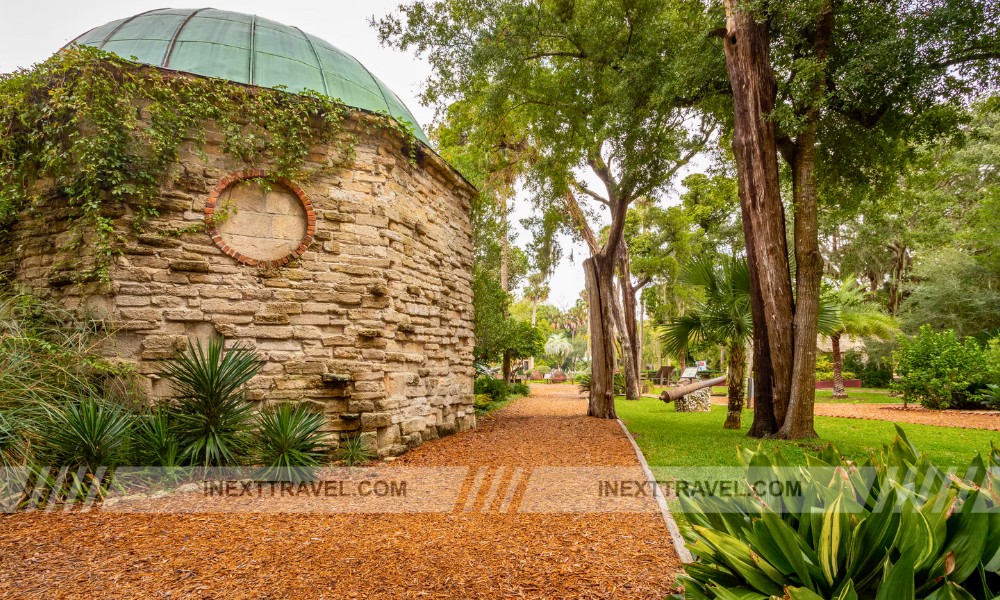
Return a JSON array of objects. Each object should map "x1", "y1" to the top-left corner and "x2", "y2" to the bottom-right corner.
[{"x1": 69, "y1": 8, "x2": 429, "y2": 144}]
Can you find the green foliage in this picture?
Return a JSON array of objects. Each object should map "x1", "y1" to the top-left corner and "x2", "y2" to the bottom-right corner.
[
  {"x1": 843, "y1": 351, "x2": 894, "y2": 389},
  {"x1": 0, "y1": 46, "x2": 386, "y2": 281},
  {"x1": 0, "y1": 410, "x2": 31, "y2": 469},
  {"x1": 508, "y1": 382, "x2": 530, "y2": 397},
  {"x1": 474, "y1": 377, "x2": 510, "y2": 404},
  {"x1": 902, "y1": 247, "x2": 1000, "y2": 341},
  {"x1": 0, "y1": 290, "x2": 137, "y2": 410},
  {"x1": 37, "y1": 397, "x2": 133, "y2": 472},
  {"x1": 132, "y1": 408, "x2": 181, "y2": 468},
  {"x1": 252, "y1": 403, "x2": 332, "y2": 481},
  {"x1": 659, "y1": 256, "x2": 753, "y2": 355},
  {"x1": 894, "y1": 326, "x2": 988, "y2": 409},
  {"x1": 678, "y1": 428, "x2": 1000, "y2": 599},
  {"x1": 158, "y1": 337, "x2": 261, "y2": 466},
  {"x1": 471, "y1": 269, "x2": 543, "y2": 365},
  {"x1": 336, "y1": 435, "x2": 374, "y2": 466},
  {"x1": 815, "y1": 354, "x2": 856, "y2": 382},
  {"x1": 577, "y1": 372, "x2": 625, "y2": 396}
]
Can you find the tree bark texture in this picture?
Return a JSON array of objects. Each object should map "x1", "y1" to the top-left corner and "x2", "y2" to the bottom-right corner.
[
  {"x1": 724, "y1": 341, "x2": 747, "y2": 430},
  {"x1": 584, "y1": 254, "x2": 618, "y2": 418},
  {"x1": 831, "y1": 333, "x2": 847, "y2": 399},
  {"x1": 617, "y1": 246, "x2": 642, "y2": 399},
  {"x1": 776, "y1": 0, "x2": 832, "y2": 440},
  {"x1": 610, "y1": 282, "x2": 641, "y2": 400},
  {"x1": 723, "y1": 0, "x2": 795, "y2": 436}
]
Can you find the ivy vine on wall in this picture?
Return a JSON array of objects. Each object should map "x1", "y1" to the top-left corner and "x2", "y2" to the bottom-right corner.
[{"x1": 0, "y1": 46, "x2": 415, "y2": 282}]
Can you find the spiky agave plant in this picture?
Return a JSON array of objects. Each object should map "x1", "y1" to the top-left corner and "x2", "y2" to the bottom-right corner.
[
  {"x1": 159, "y1": 337, "x2": 261, "y2": 467},
  {"x1": 252, "y1": 403, "x2": 332, "y2": 481},
  {"x1": 678, "y1": 426, "x2": 1000, "y2": 599}
]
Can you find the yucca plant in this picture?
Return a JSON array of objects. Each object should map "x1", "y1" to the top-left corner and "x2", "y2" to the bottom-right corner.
[
  {"x1": 132, "y1": 408, "x2": 181, "y2": 467},
  {"x1": 678, "y1": 426, "x2": 1000, "y2": 599},
  {"x1": 337, "y1": 435, "x2": 375, "y2": 466},
  {"x1": 252, "y1": 403, "x2": 332, "y2": 481},
  {"x1": 159, "y1": 337, "x2": 261, "y2": 467},
  {"x1": 37, "y1": 397, "x2": 134, "y2": 472}
]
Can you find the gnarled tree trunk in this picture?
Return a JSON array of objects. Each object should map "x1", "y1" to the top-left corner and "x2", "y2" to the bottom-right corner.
[
  {"x1": 722, "y1": 0, "x2": 795, "y2": 437},
  {"x1": 584, "y1": 254, "x2": 618, "y2": 418}
]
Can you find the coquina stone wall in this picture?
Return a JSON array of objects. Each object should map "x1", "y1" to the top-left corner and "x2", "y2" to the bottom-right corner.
[{"x1": 0, "y1": 113, "x2": 477, "y2": 456}]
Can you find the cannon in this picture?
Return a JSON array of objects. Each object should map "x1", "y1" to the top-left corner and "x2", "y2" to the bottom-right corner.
[{"x1": 660, "y1": 375, "x2": 726, "y2": 407}]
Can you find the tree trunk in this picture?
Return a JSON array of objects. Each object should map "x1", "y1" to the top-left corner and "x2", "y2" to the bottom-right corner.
[
  {"x1": 724, "y1": 341, "x2": 747, "y2": 430},
  {"x1": 584, "y1": 254, "x2": 618, "y2": 418},
  {"x1": 775, "y1": 0, "x2": 832, "y2": 440},
  {"x1": 611, "y1": 281, "x2": 641, "y2": 400},
  {"x1": 723, "y1": 0, "x2": 795, "y2": 436},
  {"x1": 502, "y1": 350, "x2": 512, "y2": 383},
  {"x1": 615, "y1": 250, "x2": 641, "y2": 400},
  {"x1": 831, "y1": 333, "x2": 847, "y2": 399},
  {"x1": 776, "y1": 133, "x2": 821, "y2": 440},
  {"x1": 499, "y1": 188, "x2": 510, "y2": 292}
]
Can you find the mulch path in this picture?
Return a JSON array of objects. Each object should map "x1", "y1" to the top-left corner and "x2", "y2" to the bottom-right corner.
[
  {"x1": 709, "y1": 396, "x2": 1000, "y2": 431},
  {"x1": 0, "y1": 384, "x2": 680, "y2": 599}
]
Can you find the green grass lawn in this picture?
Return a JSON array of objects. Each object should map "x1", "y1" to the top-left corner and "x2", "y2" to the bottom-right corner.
[
  {"x1": 814, "y1": 387, "x2": 901, "y2": 404},
  {"x1": 616, "y1": 395, "x2": 997, "y2": 468},
  {"x1": 651, "y1": 385, "x2": 899, "y2": 404}
]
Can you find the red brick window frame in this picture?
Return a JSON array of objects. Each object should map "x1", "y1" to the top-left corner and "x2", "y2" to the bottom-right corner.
[{"x1": 204, "y1": 170, "x2": 316, "y2": 268}]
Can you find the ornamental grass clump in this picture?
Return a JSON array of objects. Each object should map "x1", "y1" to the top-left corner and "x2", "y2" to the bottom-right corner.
[{"x1": 678, "y1": 426, "x2": 1000, "y2": 599}]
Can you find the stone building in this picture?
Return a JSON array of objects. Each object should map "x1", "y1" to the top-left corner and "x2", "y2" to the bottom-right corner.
[{"x1": 0, "y1": 9, "x2": 477, "y2": 456}]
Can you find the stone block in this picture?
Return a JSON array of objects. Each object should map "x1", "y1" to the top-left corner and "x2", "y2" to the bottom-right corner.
[{"x1": 360, "y1": 412, "x2": 392, "y2": 430}]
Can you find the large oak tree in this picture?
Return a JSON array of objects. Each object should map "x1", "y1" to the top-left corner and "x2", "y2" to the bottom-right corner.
[
  {"x1": 718, "y1": 0, "x2": 999, "y2": 437},
  {"x1": 377, "y1": 0, "x2": 726, "y2": 417}
]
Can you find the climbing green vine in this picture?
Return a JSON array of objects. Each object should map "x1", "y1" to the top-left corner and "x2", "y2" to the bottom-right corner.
[{"x1": 0, "y1": 46, "x2": 415, "y2": 282}]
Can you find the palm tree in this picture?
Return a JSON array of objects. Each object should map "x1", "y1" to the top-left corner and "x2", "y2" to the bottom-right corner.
[
  {"x1": 823, "y1": 281, "x2": 898, "y2": 399},
  {"x1": 659, "y1": 256, "x2": 753, "y2": 429},
  {"x1": 544, "y1": 333, "x2": 573, "y2": 371}
]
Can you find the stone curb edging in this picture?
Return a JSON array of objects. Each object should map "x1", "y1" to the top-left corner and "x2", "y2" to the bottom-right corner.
[{"x1": 616, "y1": 418, "x2": 694, "y2": 564}]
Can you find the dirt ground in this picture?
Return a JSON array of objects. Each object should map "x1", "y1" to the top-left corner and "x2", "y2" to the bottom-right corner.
[{"x1": 0, "y1": 385, "x2": 680, "y2": 599}]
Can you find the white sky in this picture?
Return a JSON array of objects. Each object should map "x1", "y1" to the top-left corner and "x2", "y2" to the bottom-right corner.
[{"x1": 0, "y1": 1, "x2": 700, "y2": 308}]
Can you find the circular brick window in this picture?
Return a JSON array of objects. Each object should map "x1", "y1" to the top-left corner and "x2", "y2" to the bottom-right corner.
[{"x1": 205, "y1": 170, "x2": 316, "y2": 267}]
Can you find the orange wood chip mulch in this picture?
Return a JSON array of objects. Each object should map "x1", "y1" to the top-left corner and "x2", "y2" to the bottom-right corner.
[{"x1": 0, "y1": 384, "x2": 681, "y2": 599}]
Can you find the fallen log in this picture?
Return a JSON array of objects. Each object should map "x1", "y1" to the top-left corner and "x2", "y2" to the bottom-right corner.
[{"x1": 660, "y1": 376, "x2": 727, "y2": 403}]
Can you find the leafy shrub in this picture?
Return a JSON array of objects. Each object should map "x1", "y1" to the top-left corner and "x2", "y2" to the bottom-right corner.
[
  {"x1": 37, "y1": 398, "x2": 133, "y2": 471},
  {"x1": 814, "y1": 353, "x2": 856, "y2": 382},
  {"x1": 252, "y1": 404, "x2": 332, "y2": 481},
  {"x1": 982, "y1": 384, "x2": 1000, "y2": 409},
  {"x1": 508, "y1": 382, "x2": 530, "y2": 397},
  {"x1": 843, "y1": 350, "x2": 894, "y2": 388},
  {"x1": 894, "y1": 325, "x2": 988, "y2": 409},
  {"x1": 679, "y1": 427, "x2": 1000, "y2": 599},
  {"x1": 473, "y1": 394, "x2": 494, "y2": 411},
  {"x1": 158, "y1": 337, "x2": 261, "y2": 466},
  {"x1": 474, "y1": 376, "x2": 509, "y2": 403},
  {"x1": 536, "y1": 364, "x2": 552, "y2": 375},
  {"x1": 337, "y1": 435, "x2": 374, "y2": 466}
]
